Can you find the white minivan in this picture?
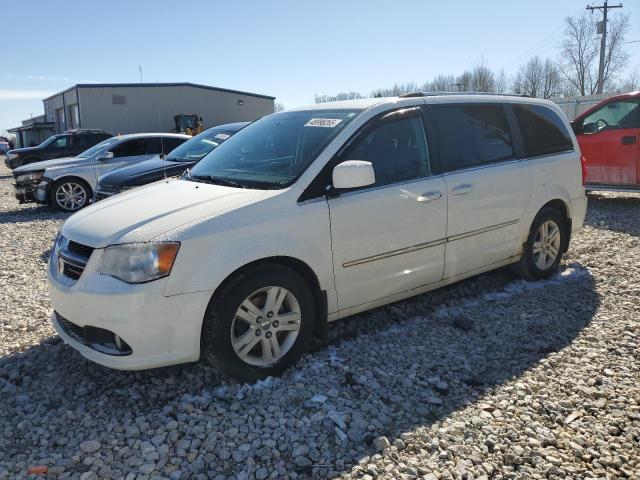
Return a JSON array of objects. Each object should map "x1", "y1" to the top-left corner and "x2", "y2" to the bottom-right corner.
[{"x1": 48, "y1": 94, "x2": 588, "y2": 381}]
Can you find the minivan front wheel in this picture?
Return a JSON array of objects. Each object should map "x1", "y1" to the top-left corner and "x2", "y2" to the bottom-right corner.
[
  {"x1": 201, "y1": 263, "x2": 315, "y2": 382},
  {"x1": 516, "y1": 207, "x2": 566, "y2": 280},
  {"x1": 50, "y1": 179, "x2": 90, "y2": 212}
]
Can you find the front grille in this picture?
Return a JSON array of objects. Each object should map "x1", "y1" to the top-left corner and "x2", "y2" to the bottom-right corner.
[
  {"x1": 94, "y1": 192, "x2": 113, "y2": 202},
  {"x1": 62, "y1": 262, "x2": 84, "y2": 280},
  {"x1": 67, "y1": 240, "x2": 94, "y2": 258},
  {"x1": 58, "y1": 238, "x2": 94, "y2": 281},
  {"x1": 97, "y1": 183, "x2": 119, "y2": 194},
  {"x1": 55, "y1": 313, "x2": 132, "y2": 356}
]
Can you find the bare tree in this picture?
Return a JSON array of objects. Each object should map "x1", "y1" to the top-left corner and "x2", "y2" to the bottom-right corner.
[
  {"x1": 370, "y1": 82, "x2": 420, "y2": 98},
  {"x1": 468, "y1": 58, "x2": 496, "y2": 92},
  {"x1": 619, "y1": 68, "x2": 639, "y2": 92},
  {"x1": 274, "y1": 102, "x2": 285, "y2": 112},
  {"x1": 314, "y1": 91, "x2": 363, "y2": 103},
  {"x1": 494, "y1": 69, "x2": 509, "y2": 94},
  {"x1": 513, "y1": 56, "x2": 562, "y2": 98},
  {"x1": 559, "y1": 13, "x2": 630, "y2": 95}
]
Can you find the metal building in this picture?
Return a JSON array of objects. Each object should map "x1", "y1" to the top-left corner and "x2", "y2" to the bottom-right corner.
[{"x1": 41, "y1": 82, "x2": 275, "y2": 135}]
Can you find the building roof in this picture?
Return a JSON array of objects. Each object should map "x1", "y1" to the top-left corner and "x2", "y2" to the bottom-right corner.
[{"x1": 43, "y1": 82, "x2": 275, "y2": 102}]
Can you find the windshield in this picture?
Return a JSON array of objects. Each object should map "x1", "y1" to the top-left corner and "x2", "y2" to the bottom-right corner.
[
  {"x1": 76, "y1": 138, "x2": 119, "y2": 158},
  {"x1": 188, "y1": 109, "x2": 360, "y2": 188},
  {"x1": 167, "y1": 126, "x2": 241, "y2": 162},
  {"x1": 37, "y1": 135, "x2": 58, "y2": 148}
]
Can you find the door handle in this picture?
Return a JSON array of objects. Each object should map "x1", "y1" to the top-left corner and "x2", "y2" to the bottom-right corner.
[
  {"x1": 621, "y1": 136, "x2": 637, "y2": 145},
  {"x1": 451, "y1": 184, "x2": 473, "y2": 195},
  {"x1": 417, "y1": 191, "x2": 442, "y2": 202}
]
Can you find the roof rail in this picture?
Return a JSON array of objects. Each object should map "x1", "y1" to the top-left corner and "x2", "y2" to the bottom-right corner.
[
  {"x1": 399, "y1": 91, "x2": 530, "y2": 98},
  {"x1": 64, "y1": 128, "x2": 108, "y2": 134}
]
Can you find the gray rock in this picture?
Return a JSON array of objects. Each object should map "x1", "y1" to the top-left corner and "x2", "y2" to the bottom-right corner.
[{"x1": 79, "y1": 440, "x2": 101, "y2": 454}]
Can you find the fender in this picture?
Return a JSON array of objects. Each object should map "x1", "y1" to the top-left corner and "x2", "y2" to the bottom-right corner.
[{"x1": 159, "y1": 195, "x2": 338, "y2": 315}]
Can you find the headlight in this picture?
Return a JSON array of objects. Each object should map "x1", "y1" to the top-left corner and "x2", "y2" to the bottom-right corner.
[
  {"x1": 8, "y1": 153, "x2": 18, "y2": 160},
  {"x1": 16, "y1": 171, "x2": 44, "y2": 183},
  {"x1": 98, "y1": 242, "x2": 180, "y2": 283}
]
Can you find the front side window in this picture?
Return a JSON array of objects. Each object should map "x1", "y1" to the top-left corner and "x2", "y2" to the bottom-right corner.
[
  {"x1": 111, "y1": 139, "x2": 147, "y2": 158},
  {"x1": 341, "y1": 114, "x2": 430, "y2": 187},
  {"x1": 582, "y1": 100, "x2": 640, "y2": 133},
  {"x1": 514, "y1": 104, "x2": 573, "y2": 157},
  {"x1": 189, "y1": 109, "x2": 360, "y2": 189},
  {"x1": 51, "y1": 136, "x2": 69, "y2": 149},
  {"x1": 435, "y1": 104, "x2": 514, "y2": 172}
]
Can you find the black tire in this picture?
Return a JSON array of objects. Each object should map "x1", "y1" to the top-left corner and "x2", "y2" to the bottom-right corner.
[
  {"x1": 49, "y1": 178, "x2": 92, "y2": 212},
  {"x1": 201, "y1": 263, "x2": 316, "y2": 382},
  {"x1": 515, "y1": 207, "x2": 566, "y2": 280}
]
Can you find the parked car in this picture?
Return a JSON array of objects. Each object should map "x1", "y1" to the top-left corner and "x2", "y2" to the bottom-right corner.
[
  {"x1": 5, "y1": 129, "x2": 113, "y2": 169},
  {"x1": 0, "y1": 140, "x2": 9, "y2": 155},
  {"x1": 13, "y1": 133, "x2": 189, "y2": 211},
  {"x1": 571, "y1": 91, "x2": 640, "y2": 191},
  {"x1": 94, "y1": 122, "x2": 249, "y2": 201},
  {"x1": 48, "y1": 94, "x2": 587, "y2": 381}
]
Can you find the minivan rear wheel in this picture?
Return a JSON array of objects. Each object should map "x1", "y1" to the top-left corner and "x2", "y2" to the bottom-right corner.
[
  {"x1": 201, "y1": 263, "x2": 316, "y2": 382},
  {"x1": 515, "y1": 207, "x2": 566, "y2": 280}
]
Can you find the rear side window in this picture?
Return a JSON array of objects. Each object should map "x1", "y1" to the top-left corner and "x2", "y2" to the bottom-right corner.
[
  {"x1": 161, "y1": 137, "x2": 187, "y2": 153},
  {"x1": 341, "y1": 114, "x2": 431, "y2": 187},
  {"x1": 111, "y1": 139, "x2": 147, "y2": 158},
  {"x1": 434, "y1": 104, "x2": 514, "y2": 172},
  {"x1": 514, "y1": 104, "x2": 573, "y2": 157}
]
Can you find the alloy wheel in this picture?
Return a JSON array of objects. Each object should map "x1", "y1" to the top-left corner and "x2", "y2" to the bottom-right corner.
[
  {"x1": 55, "y1": 182, "x2": 87, "y2": 211},
  {"x1": 230, "y1": 286, "x2": 302, "y2": 367},
  {"x1": 532, "y1": 220, "x2": 561, "y2": 270}
]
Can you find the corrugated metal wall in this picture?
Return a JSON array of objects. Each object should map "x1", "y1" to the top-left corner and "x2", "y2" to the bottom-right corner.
[
  {"x1": 44, "y1": 88, "x2": 79, "y2": 133},
  {"x1": 77, "y1": 85, "x2": 274, "y2": 134}
]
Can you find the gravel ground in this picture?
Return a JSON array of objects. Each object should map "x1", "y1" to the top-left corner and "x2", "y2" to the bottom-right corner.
[{"x1": 0, "y1": 161, "x2": 638, "y2": 480}]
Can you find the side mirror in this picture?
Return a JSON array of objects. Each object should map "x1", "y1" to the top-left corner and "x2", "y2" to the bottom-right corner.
[
  {"x1": 99, "y1": 151, "x2": 114, "y2": 161},
  {"x1": 332, "y1": 160, "x2": 375, "y2": 190},
  {"x1": 582, "y1": 122, "x2": 598, "y2": 134}
]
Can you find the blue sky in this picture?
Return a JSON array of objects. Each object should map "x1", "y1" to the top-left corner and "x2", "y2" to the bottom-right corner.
[{"x1": 1, "y1": 0, "x2": 639, "y2": 132}]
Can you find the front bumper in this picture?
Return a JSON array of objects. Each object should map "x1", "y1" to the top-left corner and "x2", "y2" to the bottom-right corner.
[
  {"x1": 48, "y1": 246, "x2": 212, "y2": 370},
  {"x1": 13, "y1": 180, "x2": 50, "y2": 204}
]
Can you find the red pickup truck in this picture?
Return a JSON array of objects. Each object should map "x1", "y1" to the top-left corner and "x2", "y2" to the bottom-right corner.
[{"x1": 571, "y1": 91, "x2": 640, "y2": 192}]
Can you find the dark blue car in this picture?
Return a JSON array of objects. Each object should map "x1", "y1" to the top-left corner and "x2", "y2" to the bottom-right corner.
[{"x1": 94, "y1": 122, "x2": 249, "y2": 201}]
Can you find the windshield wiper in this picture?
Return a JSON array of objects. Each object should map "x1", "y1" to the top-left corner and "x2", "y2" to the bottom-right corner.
[{"x1": 190, "y1": 175, "x2": 246, "y2": 189}]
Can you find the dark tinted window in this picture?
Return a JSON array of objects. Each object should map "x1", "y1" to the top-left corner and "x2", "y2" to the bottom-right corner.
[
  {"x1": 145, "y1": 138, "x2": 164, "y2": 155},
  {"x1": 161, "y1": 137, "x2": 187, "y2": 153},
  {"x1": 111, "y1": 139, "x2": 147, "y2": 158},
  {"x1": 341, "y1": 114, "x2": 430, "y2": 187},
  {"x1": 434, "y1": 104, "x2": 514, "y2": 172},
  {"x1": 514, "y1": 104, "x2": 573, "y2": 157},
  {"x1": 71, "y1": 134, "x2": 95, "y2": 147}
]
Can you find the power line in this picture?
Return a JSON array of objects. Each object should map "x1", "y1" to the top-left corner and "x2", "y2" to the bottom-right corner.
[{"x1": 586, "y1": 1, "x2": 623, "y2": 94}]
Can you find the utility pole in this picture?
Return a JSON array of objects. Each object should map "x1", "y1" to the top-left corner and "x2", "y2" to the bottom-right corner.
[
  {"x1": 586, "y1": 1, "x2": 623, "y2": 94},
  {"x1": 138, "y1": 66, "x2": 143, "y2": 83}
]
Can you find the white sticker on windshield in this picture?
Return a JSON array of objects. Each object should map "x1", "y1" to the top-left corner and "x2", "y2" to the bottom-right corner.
[
  {"x1": 305, "y1": 118, "x2": 343, "y2": 128},
  {"x1": 214, "y1": 133, "x2": 230, "y2": 140}
]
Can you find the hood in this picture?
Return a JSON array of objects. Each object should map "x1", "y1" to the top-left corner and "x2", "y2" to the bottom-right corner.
[
  {"x1": 8, "y1": 146, "x2": 39, "y2": 156},
  {"x1": 62, "y1": 179, "x2": 283, "y2": 248},
  {"x1": 13, "y1": 156, "x2": 86, "y2": 173},
  {"x1": 99, "y1": 156, "x2": 194, "y2": 186}
]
